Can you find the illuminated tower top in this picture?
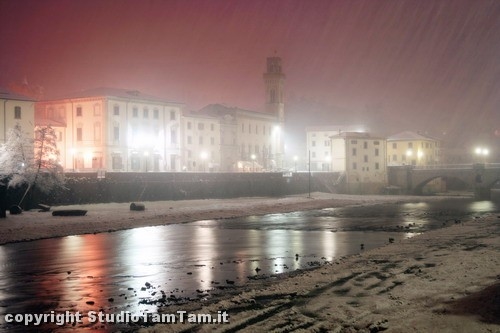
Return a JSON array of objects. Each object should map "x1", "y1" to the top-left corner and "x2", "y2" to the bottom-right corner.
[{"x1": 263, "y1": 56, "x2": 285, "y2": 123}]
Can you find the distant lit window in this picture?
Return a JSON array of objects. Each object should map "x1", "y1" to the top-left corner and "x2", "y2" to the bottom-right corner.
[
  {"x1": 170, "y1": 110, "x2": 176, "y2": 120},
  {"x1": 154, "y1": 109, "x2": 159, "y2": 119},
  {"x1": 171, "y1": 129, "x2": 177, "y2": 144},
  {"x1": 14, "y1": 106, "x2": 21, "y2": 119},
  {"x1": 132, "y1": 107, "x2": 138, "y2": 118},
  {"x1": 113, "y1": 105, "x2": 120, "y2": 116},
  {"x1": 76, "y1": 106, "x2": 82, "y2": 117}
]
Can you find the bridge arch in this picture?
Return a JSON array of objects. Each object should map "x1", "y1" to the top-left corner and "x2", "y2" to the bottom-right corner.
[{"x1": 413, "y1": 175, "x2": 472, "y2": 195}]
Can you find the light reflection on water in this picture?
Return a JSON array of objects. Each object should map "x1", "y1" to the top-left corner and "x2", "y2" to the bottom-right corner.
[{"x1": 0, "y1": 197, "x2": 498, "y2": 332}]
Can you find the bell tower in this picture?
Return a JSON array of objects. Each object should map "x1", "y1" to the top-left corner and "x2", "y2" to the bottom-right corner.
[
  {"x1": 263, "y1": 56, "x2": 285, "y2": 122},
  {"x1": 263, "y1": 56, "x2": 285, "y2": 169}
]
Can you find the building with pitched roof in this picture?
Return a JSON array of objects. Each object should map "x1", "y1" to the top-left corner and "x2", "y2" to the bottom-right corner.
[
  {"x1": 387, "y1": 131, "x2": 440, "y2": 166},
  {"x1": 35, "y1": 88, "x2": 184, "y2": 172},
  {"x1": 0, "y1": 87, "x2": 36, "y2": 145}
]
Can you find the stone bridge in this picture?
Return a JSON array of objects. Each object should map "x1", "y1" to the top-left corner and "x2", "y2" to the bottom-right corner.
[{"x1": 388, "y1": 163, "x2": 500, "y2": 199}]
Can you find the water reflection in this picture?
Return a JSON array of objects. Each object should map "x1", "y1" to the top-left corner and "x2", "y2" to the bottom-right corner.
[{"x1": 0, "y1": 198, "x2": 498, "y2": 332}]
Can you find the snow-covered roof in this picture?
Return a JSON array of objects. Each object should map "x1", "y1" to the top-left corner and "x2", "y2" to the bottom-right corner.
[
  {"x1": 0, "y1": 87, "x2": 36, "y2": 102},
  {"x1": 387, "y1": 131, "x2": 438, "y2": 141},
  {"x1": 45, "y1": 87, "x2": 183, "y2": 105}
]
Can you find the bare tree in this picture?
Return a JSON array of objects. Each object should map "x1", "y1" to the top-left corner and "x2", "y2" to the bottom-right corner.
[{"x1": 0, "y1": 125, "x2": 64, "y2": 210}]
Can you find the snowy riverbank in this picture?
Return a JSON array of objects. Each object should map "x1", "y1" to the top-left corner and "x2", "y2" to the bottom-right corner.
[{"x1": 0, "y1": 192, "x2": 451, "y2": 245}]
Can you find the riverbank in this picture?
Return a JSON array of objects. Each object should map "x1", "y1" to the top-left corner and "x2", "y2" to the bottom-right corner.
[
  {"x1": 0, "y1": 192, "x2": 453, "y2": 245},
  {"x1": 137, "y1": 212, "x2": 500, "y2": 333}
]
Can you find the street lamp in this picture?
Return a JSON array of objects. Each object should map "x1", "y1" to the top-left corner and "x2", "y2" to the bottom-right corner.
[
  {"x1": 144, "y1": 151, "x2": 149, "y2": 172},
  {"x1": 475, "y1": 147, "x2": 489, "y2": 164},
  {"x1": 200, "y1": 151, "x2": 208, "y2": 172},
  {"x1": 251, "y1": 154, "x2": 256, "y2": 172}
]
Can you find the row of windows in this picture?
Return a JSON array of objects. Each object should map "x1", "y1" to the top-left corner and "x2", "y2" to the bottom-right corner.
[
  {"x1": 240, "y1": 123, "x2": 271, "y2": 135},
  {"x1": 391, "y1": 142, "x2": 436, "y2": 149},
  {"x1": 352, "y1": 162, "x2": 380, "y2": 170},
  {"x1": 186, "y1": 136, "x2": 217, "y2": 145},
  {"x1": 74, "y1": 105, "x2": 177, "y2": 120},
  {"x1": 311, "y1": 140, "x2": 330, "y2": 147},
  {"x1": 352, "y1": 148, "x2": 380, "y2": 156},
  {"x1": 187, "y1": 122, "x2": 216, "y2": 131}
]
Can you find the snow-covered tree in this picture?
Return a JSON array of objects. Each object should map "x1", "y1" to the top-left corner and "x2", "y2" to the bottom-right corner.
[{"x1": 0, "y1": 124, "x2": 64, "y2": 209}]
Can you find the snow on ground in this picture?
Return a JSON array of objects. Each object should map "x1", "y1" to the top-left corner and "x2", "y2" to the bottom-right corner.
[
  {"x1": 1, "y1": 192, "x2": 499, "y2": 332},
  {"x1": 0, "y1": 192, "x2": 443, "y2": 245}
]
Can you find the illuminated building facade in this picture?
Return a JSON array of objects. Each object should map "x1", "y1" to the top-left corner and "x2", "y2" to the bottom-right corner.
[
  {"x1": 0, "y1": 88, "x2": 35, "y2": 146},
  {"x1": 387, "y1": 131, "x2": 440, "y2": 166},
  {"x1": 330, "y1": 132, "x2": 388, "y2": 193},
  {"x1": 35, "y1": 88, "x2": 183, "y2": 172}
]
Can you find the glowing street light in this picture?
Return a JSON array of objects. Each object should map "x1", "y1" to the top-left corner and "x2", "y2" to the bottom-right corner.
[
  {"x1": 200, "y1": 151, "x2": 208, "y2": 172},
  {"x1": 251, "y1": 154, "x2": 256, "y2": 172},
  {"x1": 475, "y1": 147, "x2": 489, "y2": 164}
]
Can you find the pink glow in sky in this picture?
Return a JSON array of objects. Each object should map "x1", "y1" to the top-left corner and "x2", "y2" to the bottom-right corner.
[{"x1": 1, "y1": 0, "x2": 499, "y2": 150}]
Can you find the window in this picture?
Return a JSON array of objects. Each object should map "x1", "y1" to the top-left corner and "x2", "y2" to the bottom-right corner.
[
  {"x1": 364, "y1": 155, "x2": 368, "y2": 163},
  {"x1": 312, "y1": 141, "x2": 316, "y2": 147},
  {"x1": 351, "y1": 140, "x2": 358, "y2": 144},
  {"x1": 113, "y1": 126, "x2": 120, "y2": 141},
  {"x1": 93, "y1": 104, "x2": 101, "y2": 116},
  {"x1": 14, "y1": 106, "x2": 21, "y2": 119},
  {"x1": 187, "y1": 136, "x2": 192, "y2": 144},
  {"x1": 392, "y1": 142, "x2": 397, "y2": 149},
  {"x1": 402, "y1": 154, "x2": 407, "y2": 161},
  {"x1": 374, "y1": 141, "x2": 380, "y2": 145},
  {"x1": 312, "y1": 152, "x2": 316, "y2": 158},
  {"x1": 112, "y1": 155, "x2": 122, "y2": 169},
  {"x1": 263, "y1": 126, "x2": 266, "y2": 135},
  {"x1": 143, "y1": 108, "x2": 149, "y2": 118},
  {"x1": 408, "y1": 142, "x2": 413, "y2": 148},
  {"x1": 198, "y1": 123, "x2": 204, "y2": 130},
  {"x1": 375, "y1": 148, "x2": 379, "y2": 156},
  {"x1": 375, "y1": 162, "x2": 380, "y2": 170},
  {"x1": 187, "y1": 122, "x2": 192, "y2": 130},
  {"x1": 154, "y1": 109, "x2": 159, "y2": 119},
  {"x1": 352, "y1": 148, "x2": 357, "y2": 156},
  {"x1": 171, "y1": 129, "x2": 177, "y2": 144},
  {"x1": 199, "y1": 136, "x2": 203, "y2": 145},
  {"x1": 211, "y1": 137, "x2": 215, "y2": 145},
  {"x1": 113, "y1": 105, "x2": 120, "y2": 116},
  {"x1": 241, "y1": 124, "x2": 244, "y2": 133},
  {"x1": 210, "y1": 123, "x2": 215, "y2": 131},
  {"x1": 132, "y1": 107, "x2": 138, "y2": 118},
  {"x1": 363, "y1": 142, "x2": 368, "y2": 149},
  {"x1": 352, "y1": 162, "x2": 357, "y2": 170},
  {"x1": 255, "y1": 125, "x2": 258, "y2": 134},
  {"x1": 248, "y1": 124, "x2": 251, "y2": 133},
  {"x1": 392, "y1": 154, "x2": 397, "y2": 161},
  {"x1": 94, "y1": 123, "x2": 101, "y2": 141},
  {"x1": 131, "y1": 154, "x2": 140, "y2": 171},
  {"x1": 76, "y1": 106, "x2": 82, "y2": 117},
  {"x1": 76, "y1": 128, "x2": 83, "y2": 141},
  {"x1": 170, "y1": 110, "x2": 176, "y2": 120}
]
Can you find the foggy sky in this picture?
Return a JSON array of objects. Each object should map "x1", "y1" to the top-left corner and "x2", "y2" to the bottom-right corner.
[{"x1": 1, "y1": 0, "x2": 499, "y2": 153}]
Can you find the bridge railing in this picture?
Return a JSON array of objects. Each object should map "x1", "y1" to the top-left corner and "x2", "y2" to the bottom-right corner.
[{"x1": 412, "y1": 163, "x2": 500, "y2": 170}]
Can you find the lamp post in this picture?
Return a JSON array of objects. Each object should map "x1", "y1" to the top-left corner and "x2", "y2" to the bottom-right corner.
[
  {"x1": 144, "y1": 151, "x2": 149, "y2": 172},
  {"x1": 200, "y1": 151, "x2": 208, "y2": 172},
  {"x1": 251, "y1": 154, "x2": 256, "y2": 172}
]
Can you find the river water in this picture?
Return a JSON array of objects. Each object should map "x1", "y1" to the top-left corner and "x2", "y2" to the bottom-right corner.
[{"x1": 0, "y1": 198, "x2": 497, "y2": 332}]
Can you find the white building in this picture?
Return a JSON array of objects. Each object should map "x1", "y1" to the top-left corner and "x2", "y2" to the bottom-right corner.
[
  {"x1": 181, "y1": 111, "x2": 221, "y2": 172},
  {"x1": 387, "y1": 131, "x2": 440, "y2": 166},
  {"x1": 306, "y1": 125, "x2": 367, "y2": 171},
  {"x1": 330, "y1": 132, "x2": 387, "y2": 193},
  {"x1": 0, "y1": 87, "x2": 35, "y2": 146},
  {"x1": 35, "y1": 88, "x2": 184, "y2": 172}
]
